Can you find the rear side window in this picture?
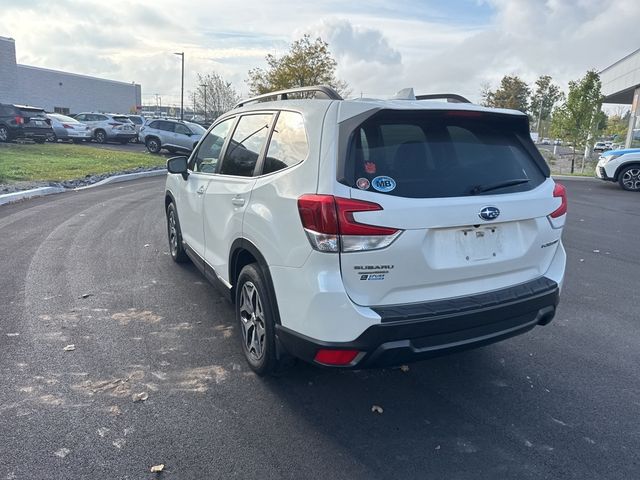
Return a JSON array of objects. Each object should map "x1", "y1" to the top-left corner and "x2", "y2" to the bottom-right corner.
[
  {"x1": 220, "y1": 113, "x2": 273, "y2": 177},
  {"x1": 112, "y1": 116, "x2": 131, "y2": 123},
  {"x1": 262, "y1": 111, "x2": 308, "y2": 175},
  {"x1": 343, "y1": 110, "x2": 546, "y2": 198}
]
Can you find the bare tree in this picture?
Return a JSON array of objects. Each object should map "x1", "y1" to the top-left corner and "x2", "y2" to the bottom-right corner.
[{"x1": 192, "y1": 72, "x2": 240, "y2": 122}]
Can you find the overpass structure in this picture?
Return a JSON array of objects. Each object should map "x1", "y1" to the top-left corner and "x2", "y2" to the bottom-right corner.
[{"x1": 600, "y1": 47, "x2": 640, "y2": 148}]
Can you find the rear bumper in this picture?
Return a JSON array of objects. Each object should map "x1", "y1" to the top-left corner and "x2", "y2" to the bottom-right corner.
[
  {"x1": 12, "y1": 126, "x2": 53, "y2": 140},
  {"x1": 276, "y1": 277, "x2": 559, "y2": 368}
]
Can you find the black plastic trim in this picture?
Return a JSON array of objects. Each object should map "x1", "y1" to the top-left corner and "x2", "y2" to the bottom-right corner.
[{"x1": 373, "y1": 277, "x2": 558, "y2": 323}]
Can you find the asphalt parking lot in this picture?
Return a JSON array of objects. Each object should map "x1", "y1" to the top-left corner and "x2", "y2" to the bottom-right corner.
[{"x1": 0, "y1": 177, "x2": 638, "y2": 479}]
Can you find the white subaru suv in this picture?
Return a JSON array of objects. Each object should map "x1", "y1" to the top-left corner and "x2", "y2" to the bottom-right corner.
[
  {"x1": 164, "y1": 86, "x2": 567, "y2": 375},
  {"x1": 595, "y1": 148, "x2": 640, "y2": 191}
]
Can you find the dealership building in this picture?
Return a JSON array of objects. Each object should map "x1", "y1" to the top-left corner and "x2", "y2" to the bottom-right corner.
[
  {"x1": 0, "y1": 36, "x2": 141, "y2": 115},
  {"x1": 601, "y1": 47, "x2": 640, "y2": 148}
]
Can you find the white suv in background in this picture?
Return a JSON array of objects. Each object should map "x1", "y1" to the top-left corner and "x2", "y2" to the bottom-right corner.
[
  {"x1": 164, "y1": 86, "x2": 567, "y2": 375},
  {"x1": 596, "y1": 148, "x2": 640, "y2": 191},
  {"x1": 73, "y1": 112, "x2": 137, "y2": 144}
]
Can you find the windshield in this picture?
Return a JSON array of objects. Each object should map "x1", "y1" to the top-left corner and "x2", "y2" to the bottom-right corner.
[{"x1": 342, "y1": 110, "x2": 546, "y2": 198}]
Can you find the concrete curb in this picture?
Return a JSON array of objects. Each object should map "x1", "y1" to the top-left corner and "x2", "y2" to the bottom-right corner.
[
  {"x1": 0, "y1": 186, "x2": 67, "y2": 206},
  {"x1": 551, "y1": 175, "x2": 597, "y2": 181},
  {"x1": 0, "y1": 169, "x2": 167, "y2": 206},
  {"x1": 73, "y1": 169, "x2": 166, "y2": 190}
]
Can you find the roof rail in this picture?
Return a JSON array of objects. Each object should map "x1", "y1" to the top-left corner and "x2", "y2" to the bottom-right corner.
[
  {"x1": 234, "y1": 85, "x2": 343, "y2": 109},
  {"x1": 416, "y1": 93, "x2": 471, "y2": 104}
]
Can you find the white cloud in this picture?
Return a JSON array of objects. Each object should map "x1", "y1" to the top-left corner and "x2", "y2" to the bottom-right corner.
[{"x1": 1, "y1": 0, "x2": 639, "y2": 106}]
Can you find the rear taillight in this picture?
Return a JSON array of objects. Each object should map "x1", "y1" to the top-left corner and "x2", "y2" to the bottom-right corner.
[
  {"x1": 314, "y1": 349, "x2": 360, "y2": 366},
  {"x1": 297, "y1": 195, "x2": 402, "y2": 253},
  {"x1": 550, "y1": 183, "x2": 567, "y2": 218},
  {"x1": 548, "y1": 183, "x2": 567, "y2": 229},
  {"x1": 14, "y1": 116, "x2": 24, "y2": 125},
  {"x1": 62, "y1": 124, "x2": 73, "y2": 129}
]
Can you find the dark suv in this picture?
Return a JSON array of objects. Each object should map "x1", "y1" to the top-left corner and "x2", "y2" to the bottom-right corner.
[{"x1": 0, "y1": 104, "x2": 54, "y2": 143}]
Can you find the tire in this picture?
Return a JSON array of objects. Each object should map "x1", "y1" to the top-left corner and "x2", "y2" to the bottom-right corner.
[
  {"x1": 0, "y1": 125, "x2": 9, "y2": 142},
  {"x1": 34, "y1": 138, "x2": 46, "y2": 144},
  {"x1": 236, "y1": 264, "x2": 282, "y2": 376},
  {"x1": 146, "y1": 137, "x2": 161, "y2": 154},
  {"x1": 166, "y1": 203, "x2": 188, "y2": 263},
  {"x1": 94, "y1": 129, "x2": 107, "y2": 144},
  {"x1": 618, "y1": 166, "x2": 640, "y2": 192}
]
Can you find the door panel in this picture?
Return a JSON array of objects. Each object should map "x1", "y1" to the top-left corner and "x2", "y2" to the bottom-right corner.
[{"x1": 176, "y1": 173, "x2": 210, "y2": 257}]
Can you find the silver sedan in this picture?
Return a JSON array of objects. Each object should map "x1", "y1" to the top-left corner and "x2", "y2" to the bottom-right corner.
[{"x1": 46, "y1": 113, "x2": 92, "y2": 143}]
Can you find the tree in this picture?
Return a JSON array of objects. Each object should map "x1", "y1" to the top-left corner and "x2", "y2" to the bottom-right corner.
[
  {"x1": 246, "y1": 35, "x2": 349, "y2": 97},
  {"x1": 193, "y1": 72, "x2": 239, "y2": 122},
  {"x1": 550, "y1": 70, "x2": 605, "y2": 173},
  {"x1": 529, "y1": 75, "x2": 564, "y2": 135},
  {"x1": 482, "y1": 75, "x2": 530, "y2": 113},
  {"x1": 605, "y1": 110, "x2": 630, "y2": 142}
]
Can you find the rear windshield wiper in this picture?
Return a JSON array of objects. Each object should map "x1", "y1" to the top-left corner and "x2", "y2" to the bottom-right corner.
[{"x1": 468, "y1": 179, "x2": 530, "y2": 195}]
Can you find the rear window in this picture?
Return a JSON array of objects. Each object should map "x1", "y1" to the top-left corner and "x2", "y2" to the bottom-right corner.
[
  {"x1": 18, "y1": 108, "x2": 46, "y2": 117},
  {"x1": 342, "y1": 110, "x2": 547, "y2": 198},
  {"x1": 112, "y1": 116, "x2": 131, "y2": 123},
  {"x1": 129, "y1": 116, "x2": 143, "y2": 124}
]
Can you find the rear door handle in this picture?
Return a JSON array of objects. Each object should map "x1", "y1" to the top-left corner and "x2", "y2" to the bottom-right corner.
[
  {"x1": 197, "y1": 185, "x2": 206, "y2": 195},
  {"x1": 231, "y1": 197, "x2": 245, "y2": 207}
]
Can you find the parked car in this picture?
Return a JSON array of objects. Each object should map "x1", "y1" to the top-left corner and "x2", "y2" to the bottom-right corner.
[
  {"x1": 46, "y1": 113, "x2": 92, "y2": 143},
  {"x1": 164, "y1": 86, "x2": 567, "y2": 375},
  {"x1": 127, "y1": 115, "x2": 145, "y2": 142},
  {"x1": 553, "y1": 139, "x2": 562, "y2": 146},
  {"x1": 541, "y1": 137, "x2": 551, "y2": 145},
  {"x1": 593, "y1": 142, "x2": 608, "y2": 153},
  {"x1": 596, "y1": 148, "x2": 640, "y2": 191},
  {"x1": 73, "y1": 112, "x2": 137, "y2": 144},
  {"x1": 0, "y1": 103, "x2": 54, "y2": 143},
  {"x1": 139, "y1": 118, "x2": 205, "y2": 154}
]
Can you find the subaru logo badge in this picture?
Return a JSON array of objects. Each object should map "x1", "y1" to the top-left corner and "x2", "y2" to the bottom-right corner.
[{"x1": 479, "y1": 206, "x2": 500, "y2": 221}]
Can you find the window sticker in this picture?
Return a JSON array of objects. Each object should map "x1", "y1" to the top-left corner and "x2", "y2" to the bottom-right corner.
[
  {"x1": 371, "y1": 176, "x2": 396, "y2": 192},
  {"x1": 356, "y1": 177, "x2": 370, "y2": 190},
  {"x1": 364, "y1": 162, "x2": 377, "y2": 174}
]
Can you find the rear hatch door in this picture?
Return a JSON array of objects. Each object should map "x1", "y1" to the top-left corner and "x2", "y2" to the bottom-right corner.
[{"x1": 337, "y1": 109, "x2": 563, "y2": 307}]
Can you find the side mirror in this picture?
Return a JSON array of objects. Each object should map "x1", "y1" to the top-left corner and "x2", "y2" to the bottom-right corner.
[{"x1": 167, "y1": 156, "x2": 189, "y2": 180}]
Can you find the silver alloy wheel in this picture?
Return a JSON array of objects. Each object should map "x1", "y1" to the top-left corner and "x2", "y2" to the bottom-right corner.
[
  {"x1": 148, "y1": 139, "x2": 159, "y2": 152},
  {"x1": 95, "y1": 131, "x2": 106, "y2": 143},
  {"x1": 622, "y1": 168, "x2": 640, "y2": 191},
  {"x1": 0, "y1": 126, "x2": 8, "y2": 142},
  {"x1": 239, "y1": 281, "x2": 266, "y2": 362},
  {"x1": 168, "y1": 208, "x2": 178, "y2": 256}
]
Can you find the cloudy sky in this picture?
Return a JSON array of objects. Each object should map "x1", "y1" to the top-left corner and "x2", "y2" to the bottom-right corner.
[{"x1": 1, "y1": 0, "x2": 639, "y2": 107}]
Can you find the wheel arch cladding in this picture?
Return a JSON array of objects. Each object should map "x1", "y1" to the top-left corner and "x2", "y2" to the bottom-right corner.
[
  {"x1": 229, "y1": 239, "x2": 282, "y2": 324},
  {"x1": 615, "y1": 162, "x2": 640, "y2": 181}
]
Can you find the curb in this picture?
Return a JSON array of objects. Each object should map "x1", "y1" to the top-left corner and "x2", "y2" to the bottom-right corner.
[
  {"x1": 0, "y1": 169, "x2": 167, "y2": 206},
  {"x1": 0, "y1": 186, "x2": 67, "y2": 206},
  {"x1": 551, "y1": 175, "x2": 597, "y2": 181},
  {"x1": 73, "y1": 169, "x2": 166, "y2": 190}
]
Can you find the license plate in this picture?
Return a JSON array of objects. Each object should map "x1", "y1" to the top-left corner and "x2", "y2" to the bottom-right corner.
[{"x1": 457, "y1": 226, "x2": 500, "y2": 261}]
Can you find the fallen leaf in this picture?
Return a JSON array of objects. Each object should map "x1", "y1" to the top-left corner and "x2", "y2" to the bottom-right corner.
[
  {"x1": 579, "y1": 259, "x2": 585, "y2": 262},
  {"x1": 6, "y1": 333, "x2": 19, "y2": 337},
  {"x1": 371, "y1": 405, "x2": 384, "y2": 414},
  {"x1": 435, "y1": 445, "x2": 441, "y2": 450},
  {"x1": 400, "y1": 365, "x2": 409, "y2": 372},
  {"x1": 80, "y1": 293, "x2": 93, "y2": 299},
  {"x1": 132, "y1": 392, "x2": 148, "y2": 402},
  {"x1": 63, "y1": 344, "x2": 76, "y2": 352},
  {"x1": 150, "y1": 464, "x2": 164, "y2": 473},
  {"x1": 593, "y1": 249, "x2": 600, "y2": 253},
  {"x1": 144, "y1": 244, "x2": 150, "y2": 248}
]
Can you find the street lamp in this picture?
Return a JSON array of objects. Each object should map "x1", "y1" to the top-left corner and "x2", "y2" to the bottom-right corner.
[
  {"x1": 174, "y1": 52, "x2": 184, "y2": 121},
  {"x1": 200, "y1": 84, "x2": 208, "y2": 123}
]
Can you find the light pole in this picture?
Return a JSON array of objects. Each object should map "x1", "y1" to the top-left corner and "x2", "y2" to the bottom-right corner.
[
  {"x1": 174, "y1": 52, "x2": 184, "y2": 121},
  {"x1": 200, "y1": 84, "x2": 208, "y2": 123}
]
